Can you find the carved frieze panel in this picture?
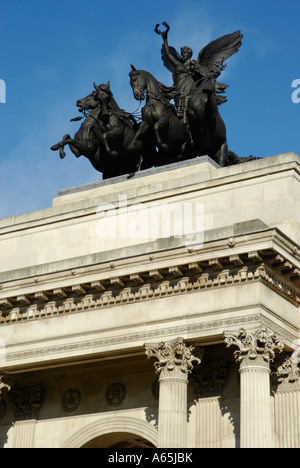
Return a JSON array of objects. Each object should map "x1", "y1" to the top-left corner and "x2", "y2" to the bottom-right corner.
[
  {"x1": 105, "y1": 382, "x2": 126, "y2": 407},
  {"x1": 61, "y1": 388, "x2": 81, "y2": 412}
]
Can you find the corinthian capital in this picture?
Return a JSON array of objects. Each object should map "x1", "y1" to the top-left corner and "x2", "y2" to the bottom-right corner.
[
  {"x1": 0, "y1": 372, "x2": 13, "y2": 396},
  {"x1": 224, "y1": 328, "x2": 284, "y2": 367},
  {"x1": 144, "y1": 337, "x2": 202, "y2": 379},
  {"x1": 272, "y1": 353, "x2": 300, "y2": 391}
]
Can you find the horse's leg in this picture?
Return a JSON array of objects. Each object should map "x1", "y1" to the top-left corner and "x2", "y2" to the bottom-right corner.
[
  {"x1": 102, "y1": 127, "x2": 124, "y2": 158},
  {"x1": 51, "y1": 134, "x2": 73, "y2": 159},
  {"x1": 51, "y1": 134, "x2": 70, "y2": 151},
  {"x1": 215, "y1": 141, "x2": 228, "y2": 167},
  {"x1": 137, "y1": 154, "x2": 143, "y2": 171},
  {"x1": 153, "y1": 118, "x2": 169, "y2": 152},
  {"x1": 150, "y1": 103, "x2": 170, "y2": 152},
  {"x1": 128, "y1": 121, "x2": 149, "y2": 152},
  {"x1": 91, "y1": 126, "x2": 119, "y2": 159},
  {"x1": 52, "y1": 136, "x2": 96, "y2": 160}
]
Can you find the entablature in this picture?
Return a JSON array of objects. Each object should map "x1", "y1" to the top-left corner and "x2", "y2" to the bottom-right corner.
[{"x1": 0, "y1": 229, "x2": 299, "y2": 326}]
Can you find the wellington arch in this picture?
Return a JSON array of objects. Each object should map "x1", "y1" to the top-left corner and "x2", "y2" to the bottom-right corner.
[{"x1": 0, "y1": 153, "x2": 299, "y2": 449}]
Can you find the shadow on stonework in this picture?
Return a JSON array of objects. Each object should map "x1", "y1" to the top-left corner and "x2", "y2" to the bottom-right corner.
[
  {"x1": 219, "y1": 397, "x2": 240, "y2": 448},
  {"x1": 144, "y1": 378, "x2": 159, "y2": 428},
  {"x1": 189, "y1": 358, "x2": 240, "y2": 448},
  {"x1": 0, "y1": 425, "x2": 10, "y2": 448},
  {"x1": 0, "y1": 397, "x2": 12, "y2": 448},
  {"x1": 144, "y1": 406, "x2": 158, "y2": 429}
]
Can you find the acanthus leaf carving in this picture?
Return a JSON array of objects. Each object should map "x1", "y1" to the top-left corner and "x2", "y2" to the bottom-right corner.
[
  {"x1": 272, "y1": 352, "x2": 300, "y2": 391},
  {"x1": 144, "y1": 337, "x2": 202, "y2": 379},
  {"x1": 224, "y1": 327, "x2": 284, "y2": 367}
]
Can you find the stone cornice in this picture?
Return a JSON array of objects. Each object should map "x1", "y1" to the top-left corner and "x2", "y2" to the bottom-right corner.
[
  {"x1": 1, "y1": 226, "x2": 299, "y2": 288},
  {"x1": 0, "y1": 242, "x2": 299, "y2": 326}
]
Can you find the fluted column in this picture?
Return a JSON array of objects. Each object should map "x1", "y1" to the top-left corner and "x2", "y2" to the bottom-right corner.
[
  {"x1": 273, "y1": 353, "x2": 300, "y2": 448},
  {"x1": 145, "y1": 337, "x2": 201, "y2": 448},
  {"x1": 12, "y1": 420, "x2": 37, "y2": 448},
  {"x1": 193, "y1": 361, "x2": 227, "y2": 448},
  {"x1": 224, "y1": 327, "x2": 283, "y2": 448},
  {"x1": 196, "y1": 397, "x2": 222, "y2": 448}
]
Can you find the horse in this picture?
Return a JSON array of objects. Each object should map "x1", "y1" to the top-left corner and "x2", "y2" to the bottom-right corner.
[
  {"x1": 51, "y1": 90, "x2": 102, "y2": 166},
  {"x1": 129, "y1": 66, "x2": 229, "y2": 166},
  {"x1": 129, "y1": 66, "x2": 189, "y2": 164},
  {"x1": 185, "y1": 80, "x2": 229, "y2": 166},
  {"x1": 91, "y1": 81, "x2": 157, "y2": 172},
  {"x1": 51, "y1": 83, "x2": 152, "y2": 179}
]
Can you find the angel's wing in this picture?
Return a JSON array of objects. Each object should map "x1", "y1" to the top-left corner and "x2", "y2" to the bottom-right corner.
[
  {"x1": 161, "y1": 44, "x2": 183, "y2": 75},
  {"x1": 197, "y1": 30, "x2": 243, "y2": 79}
]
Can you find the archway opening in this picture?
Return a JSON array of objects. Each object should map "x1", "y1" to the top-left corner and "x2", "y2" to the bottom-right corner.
[{"x1": 81, "y1": 431, "x2": 155, "y2": 448}]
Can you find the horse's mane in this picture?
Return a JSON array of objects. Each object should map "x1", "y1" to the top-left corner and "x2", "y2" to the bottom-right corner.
[
  {"x1": 130, "y1": 69, "x2": 177, "y2": 103},
  {"x1": 106, "y1": 92, "x2": 122, "y2": 112}
]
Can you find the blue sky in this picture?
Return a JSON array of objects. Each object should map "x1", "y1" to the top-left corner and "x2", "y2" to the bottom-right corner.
[{"x1": 1, "y1": 0, "x2": 300, "y2": 219}]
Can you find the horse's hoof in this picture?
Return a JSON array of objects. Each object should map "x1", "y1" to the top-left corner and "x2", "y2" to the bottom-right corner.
[
  {"x1": 59, "y1": 149, "x2": 66, "y2": 159},
  {"x1": 51, "y1": 143, "x2": 60, "y2": 151}
]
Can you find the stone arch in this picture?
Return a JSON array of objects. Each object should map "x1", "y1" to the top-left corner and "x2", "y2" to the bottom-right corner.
[{"x1": 61, "y1": 416, "x2": 158, "y2": 448}]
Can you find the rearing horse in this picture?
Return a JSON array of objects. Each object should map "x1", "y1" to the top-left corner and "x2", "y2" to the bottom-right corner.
[
  {"x1": 129, "y1": 66, "x2": 188, "y2": 163},
  {"x1": 51, "y1": 83, "x2": 148, "y2": 178}
]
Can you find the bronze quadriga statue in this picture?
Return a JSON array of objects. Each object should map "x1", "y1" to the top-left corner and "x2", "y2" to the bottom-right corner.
[{"x1": 51, "y1": 23, "x2": 246, "y2": 178}]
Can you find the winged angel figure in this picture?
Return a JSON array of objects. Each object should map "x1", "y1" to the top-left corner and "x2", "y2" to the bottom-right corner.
[
  {"x1": 154, "y1": 23, "x2": 243, "y2": 165},
  {"x1": 155, "y1": 22, "x2": 243, "y2": 118}
]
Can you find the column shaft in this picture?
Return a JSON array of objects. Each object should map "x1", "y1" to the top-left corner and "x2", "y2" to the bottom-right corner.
[
  {"x1": 240, "y1": 365, "x2": 273, "y2": 448},
  {"x1": 196, "y1": 397, "x2": 222, "y2": 448},
  {"x1": 158, "y1": 377, "x2": 188, "y2": 448},
  {"x1": 224, "y1": 327, "x2": 283, "y2": 449},
  {"x1": 275, "y1": 390, "x2": 300, "y2": 448},
  {"x1": 12, "y1": 420, "x2": 37, "y2": 448}
]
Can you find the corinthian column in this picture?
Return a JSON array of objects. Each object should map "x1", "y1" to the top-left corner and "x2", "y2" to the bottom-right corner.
[
  {"x1": 224, "y1": 327, "x2": 283, "y2": 448},
  {"x1": 145, "y1": 337, "x2": 201, "y2": 448}
]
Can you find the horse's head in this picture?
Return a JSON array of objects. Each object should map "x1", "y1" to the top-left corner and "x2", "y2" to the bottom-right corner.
[
  {"x1": 93, "y1": 81, "x2": 113, "y2": 105},
  {"x1": 129, "y1": 65, "x2": 146, "y2": 101},
  {"x1": 76, "y1": 91, "x2": 99, "y2": 113}
]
